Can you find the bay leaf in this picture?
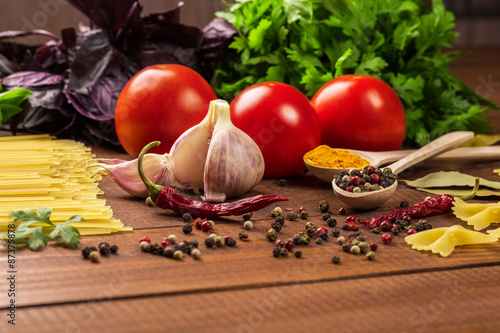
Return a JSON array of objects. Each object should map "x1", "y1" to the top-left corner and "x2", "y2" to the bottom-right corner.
[
  {"x1": 416, "y1": 187, "x2": 500, "y2": 197},
  {"x1": 405, "y1": 171, "x2": 500, "y2": 190}
]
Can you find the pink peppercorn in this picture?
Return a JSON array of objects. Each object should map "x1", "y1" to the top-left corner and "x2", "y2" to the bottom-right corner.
[
  {"x1": 350, "y1": 175, "x2": 360, "y2": 185},
  {"x1": 316, "y1": 227, "x2": 328, "y2": 236},
  {"x1": 346, "y1": 216, "x2": 356, "y2": 222},
  {"x1": 338, "y1": 207, "x2": 346, "y2": 215},
  {"x1": 139, "y1": 236, "x2": 151, "y2": 244},
  {"x1": 370, "y1": 242, "x2": 378, "y2": 251},
  {"x1": 160, "y1": 240, "x2": 170, "y2": 247},
  {"x1": 347, "y1": 222, "x2": 359, "y2": 231},
  {"x1": 370, "y1": 174, "x2": 380, "y2": 183},
  {"x1": 382, "y1": 233, "x2": 393, "y2": 244},
  {"x1": 407, "y1": 228, "x2": 417, "y2": 236},
  {"x1": 346, "y1": 187, "x2": 353, "y2": 192},
  {"x1": 201, "y1": 220, "x2": 212, "y2": 232},
  {"x1": 299, "y1": 206, "x2": 306, "y2": 213}
]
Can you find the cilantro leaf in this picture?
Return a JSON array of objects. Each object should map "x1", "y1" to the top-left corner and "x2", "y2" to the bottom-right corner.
[
  {"x1": 26, "y1": 227, "x2": 48, "y2": 251},
  {"x1": 9, "y1": 205, "x2": 54, "y2": 225}
]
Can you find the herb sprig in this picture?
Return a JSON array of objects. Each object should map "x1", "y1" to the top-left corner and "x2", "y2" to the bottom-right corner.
[
  {"x1": 212, "y1": 0, "x2": 499, "y2": 147},
  {"x1": 7, "y1": 206, "x2": 82, "y2": 251},
  {"x1": 0, "y1": 83, "x2": 32, "y2": 125}
]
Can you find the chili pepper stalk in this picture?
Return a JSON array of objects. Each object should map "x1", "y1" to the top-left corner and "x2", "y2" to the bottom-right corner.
[
  {"x1": 360, "y1": 177, "x2": 480, "y2": 229},
  {"x1": 138, "y1": 141, "x2": 289, "y2": 218}
]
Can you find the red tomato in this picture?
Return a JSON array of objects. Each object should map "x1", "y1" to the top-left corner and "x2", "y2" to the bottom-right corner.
[
  {"x1": 230, "y1": 82, "x2": 321, "y2": 178},
  {"x1": 115, "y1": 64, "x2": 217, "y2": 157},
  {"x1": 311, "y1": 75, "x2": 406, "y2": 151}
]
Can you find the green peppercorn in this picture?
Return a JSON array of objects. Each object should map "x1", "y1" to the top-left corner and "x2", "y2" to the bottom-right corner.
[
  {"x1": 239, "y1": 230, "x2": 249, "y2": 240},
  {"x1": 292, "y1": 231, "x2": 311, "y2": 245},
  {"x1": 331, "y1": 255, "x2": 340, "y2": 264},
  {"x1": 242, "y1": 212, "x2": 253, "y2": 221},
  {"x1": 305, "y1": 221, "x2": 316, "y2": 231},
  {"x1": 350, "y1": 245, "x2": 361, "y2": 254},
  {"x1": 319, "y1": 200, "x2": 329, "y2": 213},
  {"x1": 366, "y1": 251, "x2": 376, "y2": 261},
  {"x1": 287, "y1": 211, "x2": 298, "y2": 221},
  {"x1": 300, "y1": 211, "x2": 309, "y2": 219},
  {"x1": 266, "y1": 228, "x2": 279, "y2": 242},
  {"x1": 359, "y1": 242, "x2": 370, "y2": 254},
  {"x1": 243, "y1": 220, "x2": 253, "y2": 230},
  {"x1": 280, "y1": 248, "x2": 289, "y2": 257},
  {"x1": 274, "y1": 207, "x2": 283, "y2": 215},
  {"x1": 351, "y1": 239, "x2": 361, "y2": 246},
  {"x1": 173, "y1": 250, "x2": 183, "y2": 260},
  {"x1": 306, "y1": 228, "x2": 315, "y2": 239},
  {"x1": 89, "y1": 251, "x2": 100, "y2": 262},
  {"x1": 270, "y1": 210, "x2": 280, "y2": 218}
]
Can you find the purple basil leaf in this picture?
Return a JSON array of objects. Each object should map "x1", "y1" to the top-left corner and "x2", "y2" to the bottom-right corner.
[
  {"x1": 0, "y1": 42, "x2": 39, "y2": 70},
  {"x1": 143, "y1": 2, "x2": 183, "y2": 25},
  {"x1": 1, "y1": 71, "x2": 63, "y2": 86},
  {"x1": 81, "y1": 118, "x2": 120, "y2": 146},
  {"x1": 88, "y1": 73, "x2": 128, "y2": 119},
  {"x1": 200, "y1": 18, "x2": 238, "y2": 62},
  {"x1": 0, "y1": 54, "x2": 15, "y2": 77},
  {"x1": 61, "y1": 28, "x2": 77, "y2": 49},
  {"x1": 8, "y1": 105, "x2": 76, "y2": 136},
  {"x1": 67, "y1": 30, "x2": 122, "y2": 91}
]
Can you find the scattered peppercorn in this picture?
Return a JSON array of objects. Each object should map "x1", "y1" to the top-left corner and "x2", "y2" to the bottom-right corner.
[
  {"x1": 292, "y1": 231, "x2": 311, "y2": 245},
  {"x1": 414, "y1": 219, "x2": 433, "y2": 232},
  {"x1": 274, "y1": 207, "x2": 283, "y2": 215},
  {"x1": 201, "y1": 220, "x2": 212, "y2": 232},
  {"x1": 371, "y1": 227, "x2": 381, "y2": 234},
  {"x1": 139, "y1": 236, "x2": 151, "y2": 244},
  {"x1": 271, "y1": 221, "x2": 282, "y2": 233},
  {"x1": 214, "y1": 236, "x2": 224, "y2": 247},
  {"x1": 242, "y1": 212, "x2": 253, "y2": 221},
  {"x1": 191, "y1": 249, "x2": 202, "y2": 260},
  {"x1": 318, "y1": 231, "x2": 328, "y2": 241},
  {"x1": 337, "y1": 236, "x2": 346, "y2": 245},
  {"x1": 338, "y1": 207, "x2": 346, "y2": 215},
  {"x1": 319, "y1": 200, "x2": 330, "y2": 213},
  {"x1": 347, "y1": 222, "x2": 359, "y2": 232},
  {"x1": 341, "y1": 223, "x2": 349, "y2": 230},
  {"x1": 182, "y1": 223, "x2": 193, "y2": 234},
  {"x1": 205, "y1": 237, "x2": 215, "y2": 248},
  {"x1": 239, "y1": 230, "x2": 249, "y2": 241},
  {"x1": 273, "y1": 247, "x2": 281, "y2": 258},
  {"x1": 380, "y1": 220, "x2": 392, "y2": 232},
  {"x1": 400, "y1": 201, "x2": 409, "y2": 208},
  {"x1": 366, "y1": 251, "x2": 376, "y2": 261},
  {"x1": 348, "y1": 231, "x2": 359, "y2": 239},
  {"x1": 139, "y1": 241, "x2": 149, "y2": 252},
  {"x1": 81, "y1": 247, "x2": 92, "y2": 259},
  {"x1": 382, "y1": 233, "x2": 393, "y2": 244},
  {"x1": 294, "y1": 250, "x2": 302, "y2": 258},
  {"x1": 280, "y1": 248, "x2": 289, "y2": 257},
  {"x1": 306, "y1": 228, "x2": 315, "y2": 238},
  {"x1": 391, "y1": 227, "x2": 399, "y2": 236},
  {"x1": 173, "y1": 250, "x2": 183, "y2": 260},
  {"x1": 316, "y1": 238, "x2": 324, "y2": 245},
  {"x1": 270, "y1": 210, "x2": 280, "y2": 218},
  {"x1": 266, "y1": 228, "x2": 279, "y2": 242},
  {"x1": 329, "y1": 228, "x2": 339, "y2": 238},
  {"x1": 110, "y1": 244, "x2": 119, "y2": 254},
  {"x1": 284, "y1": 239, "x2": 295, "y2": 251},
  {"x1": 342, "y1": 243, "x2": 352, "y2": 252},
  {"x1": 370, "y1": 243, "x2": 378, "y2": 251},
  {"x1": 331, "y1": 255, "x2": 341, "y2": 264},
  {"x1": 164, "y1": 246, "x2": 175, "y2": 258},
  {"x1": 275, "y1": 216, "x2": 285, "y2": 226},
  {"x1": 167, "y1": 234, "x2": 177, "y2": 244},
  {"x1": 359, "y1": 242, "x2": 370, "y2": 254},
  {"x1": 89, "y1": 251, "x2": 100, "y2": 262},
  {"x1": 326, "y1": 218, "x2": 337, "y2": 228},
  {"x1": 407, "y1": 228, "x2": 417, "y2": 236},
  {"x1": 300, "y1": 211, "x2": 309, "y2": 219},
  {"x1": 182, "y1": 212, "x2": 192, "y2": 222},
  {"x1": 350, "y1": 245, "x2": 361, "y2": 254},
  {"x1": 287, "y1": 211, "x2": 298, "y2": 221},
  {"x1": 243, "y1": 220, "x2": 254, "y2": 230},
  {"x1": 305, "y1": 221, "x2": 317, "y2": 231},
  {"x1": 279, "y1": 179, "x2": 286, "y2": 186},
  {"x1": 99, "y1": 245, "x2": 111, "y2": 256},
  {"x1": 322, "y1": 213, "x2": 331, "y2": 221}
]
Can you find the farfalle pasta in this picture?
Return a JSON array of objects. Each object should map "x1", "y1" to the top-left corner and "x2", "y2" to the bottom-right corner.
[
  {"x1": 405, "y1": 225, "x2": 498, "y2": 257},
  {"x1": 452, "y1": 197, "x2": 500, "y2": 230}
]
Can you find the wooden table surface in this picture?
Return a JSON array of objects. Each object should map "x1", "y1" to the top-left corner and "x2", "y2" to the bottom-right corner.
[{"x1": 2, "y1": 47, "x2": 500, "y2": 333}]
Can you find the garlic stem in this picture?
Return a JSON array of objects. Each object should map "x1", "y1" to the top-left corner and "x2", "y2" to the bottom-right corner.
[{"x1": 138, "y1": 141, "x2": 163, "y2": 202}]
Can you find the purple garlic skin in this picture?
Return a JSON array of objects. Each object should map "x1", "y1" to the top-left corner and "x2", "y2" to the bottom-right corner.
[{"x1": 95, "y1": 154, "x2": 174, "y2": 197}]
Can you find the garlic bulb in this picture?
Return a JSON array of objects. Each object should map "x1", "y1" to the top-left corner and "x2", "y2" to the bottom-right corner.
[{"x1": 96, "y1": 99, "x2": 265, "y2": 202}]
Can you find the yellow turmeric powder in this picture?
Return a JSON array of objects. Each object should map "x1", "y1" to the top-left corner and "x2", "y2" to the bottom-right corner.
[{"x1": 304, "y1": 145, "x2": 371, "y2": 169}]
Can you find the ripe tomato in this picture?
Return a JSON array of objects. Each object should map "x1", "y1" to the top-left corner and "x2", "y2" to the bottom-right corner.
[
  {"x1": 115, "y1": 64, "x2": 217, "y2": 157},
  {"x1": 311, "y1": 75, "x2": 406, "y2": 151},
  {"x1": 230, "y1": 82, "x2": 321, "y2": 178}
]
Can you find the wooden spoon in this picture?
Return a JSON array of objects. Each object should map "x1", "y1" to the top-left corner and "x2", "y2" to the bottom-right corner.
[
  {"x1": 331, "y1": 131, "x2": 475, "y2": 210},
  {"x1": 305, "y1": 145, "x2": 500, "y2": 183}
]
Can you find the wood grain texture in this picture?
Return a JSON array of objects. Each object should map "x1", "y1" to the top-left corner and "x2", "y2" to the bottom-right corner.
[{"x1": 15, "y1": 265, "x2": 500, "y2": 333}]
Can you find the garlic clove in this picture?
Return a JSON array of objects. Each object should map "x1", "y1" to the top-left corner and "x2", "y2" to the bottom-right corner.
[
  {"x1": 94, "y1": 153, "x2": 174, "y2": 197},
  {"x1": 169, "y1": 105, "x2": 215, "y2": 191},
  {"x1": 202, "y1": 100, "x2": 265, "y2": 202}
]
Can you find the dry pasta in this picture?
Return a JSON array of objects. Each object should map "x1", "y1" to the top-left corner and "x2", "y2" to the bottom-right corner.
[{"x1": 0, "y1": 134, "x2": 131, "y2": 235}]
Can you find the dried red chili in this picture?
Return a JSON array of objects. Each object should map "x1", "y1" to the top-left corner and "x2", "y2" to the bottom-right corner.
[
  {"x1": 360, "y1": 178, "x2": 479, "y2": 229},
  {"x1": 138, "y1": 142, "x2": 288, "y2": 218}
]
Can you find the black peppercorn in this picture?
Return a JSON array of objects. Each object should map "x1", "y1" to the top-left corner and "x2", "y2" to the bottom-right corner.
[
  {"x1": 372, "y1": 227, "x2": 381, "y2": 234},
  {"x1": 319, "y1": 200, "x2": 329, "y2": 213},
  {"x1": 279, "y1": 179, "x2": 286, "y2": 186},
  {"x1": 275, "y1": 216, "x2": 285, "y2": 225},
  {"x1": 99, "y1": 246, "x2": 111, "y2": 256},
  {"x1": 326, "y1": 218, "x2": 337, "y2": 228},
  {"x1": 226, "y1": 238, "x2": 237, "y2": 247},
  {"x1": 271, "y1": 221, "x2": 282, "y2": 233},
  {"x1": 400, "y1": 201, "x2": 409, "y2": 208},
  {"x1": 300, "y1": 211, "x2": 309, "y2": 220},
  {"x1": 81, "y1": 247, "x2": 92, "y2": 259},
  {"x1": 273, "y1": 247, "x2": 281, "y2": 258},
  {"x1": 205, "y1": 237, "x2": 215, "y2": 248},
  {"x1": 294, "y1": 250, "x2": 302, "y2": 258},
  {"x1": 164, "y1": 246, "x2": 175, "y2": 258},
  {"x1": 182, "y1": 212, "x2": 192, "y2": 222},
  {"x1": 280, "y1": 248, "x2": 288, "y2": 257},
  {"x1": 99, "y1": 242, "x2": 110, "y2": 249},
  {"x1": 331, "y1": 228, "x2": 340, "y2": 237},
  {"x1": 189, "y1": 240, "x2": 199, "y2": 248},
  {"x1": 316, "y1": 238, "x2": 324, "y2": 245},
  {"x1": 287, "y1": 211, "x2": 298, "y2": 221},
  {"x1": 356, "y1": 235, "x2": 366, "y2": 242},
  {"x1": 182, "y1": 223, "x2": 193, "y2": 234},
  {"x1": 341, "y1": 223, "x2": 349, "y2": 230},
  {"x1": 331, "y1": 255, "x2": 341, "y2": 264},
  {"x1": 110, "y1": 245, "x2": 119, "y2": 254},
  {"x1": 322, "y1": 213, "x2": 331, "y2": 221},
  {"x1": 239, "y1": 230, "x2": 249, "y2": 240},
  {"x1": 348, "y1": 231, "x2": 359, "y2": 239},
  {"x1": 318, "y1": 231, "x2": 328, "y2": 241},
  {"x1": 391, "y1": 227, "x2": 399, "y2": 236},
  {"x1": 242, "y1": 212, "x2": 253, "y2": 221},
  {"x1": 342, "y1": 243, "x2": 352, "y2": 253},
  {"x1": 306, "y1": 228, "x2": 315, "y2": 238}
]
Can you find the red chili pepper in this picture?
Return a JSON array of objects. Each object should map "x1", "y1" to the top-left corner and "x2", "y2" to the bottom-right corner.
[
  {"x1": 138, "y1": 142, "x2": 288, "y2": 218},
  {"x1": 360, "y1": 179, "x2": 479, "y2": 229}
]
